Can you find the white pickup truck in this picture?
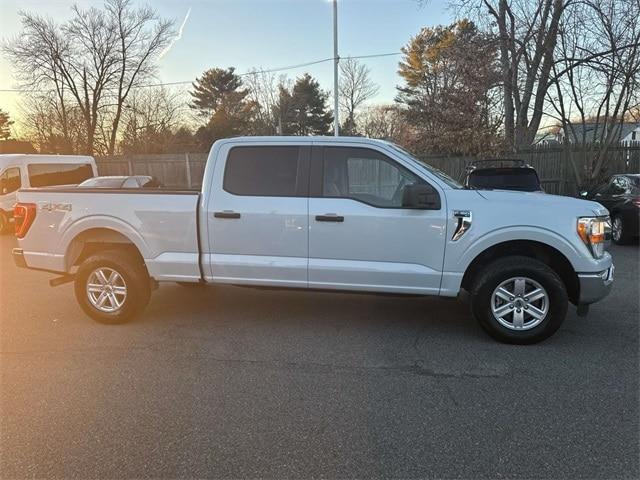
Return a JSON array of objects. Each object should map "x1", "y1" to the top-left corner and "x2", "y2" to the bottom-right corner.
[{"x1": 13, "y1": 137, "x2": 614, "y2": 343}]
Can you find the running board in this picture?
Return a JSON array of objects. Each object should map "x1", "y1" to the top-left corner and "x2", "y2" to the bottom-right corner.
[{"x1": 49, "y1": 274, "x2": 75, "y2": 287}]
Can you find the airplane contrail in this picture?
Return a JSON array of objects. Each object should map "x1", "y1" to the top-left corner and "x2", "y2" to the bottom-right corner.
[{"x1": 159, "y1": 7, "x2": 192, "y2": 59}]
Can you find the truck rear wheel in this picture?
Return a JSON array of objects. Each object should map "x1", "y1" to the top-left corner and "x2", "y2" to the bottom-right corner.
[
  {"x1": 74, "y1": 249, "x2": 151, "y2": 324},
  {"x1": 470, "y1": 256, "x2": 568, "y2": 344}
]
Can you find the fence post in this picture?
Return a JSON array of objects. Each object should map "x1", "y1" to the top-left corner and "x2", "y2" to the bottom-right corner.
[
  {"x1": 127, "y1": 158, "x2": 133, "y2": 176},
  {"x1": 185, "y1": 153, "x2": 192, "y2": 189}
]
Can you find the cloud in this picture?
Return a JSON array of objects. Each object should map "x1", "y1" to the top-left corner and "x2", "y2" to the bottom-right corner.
[{"x1": 159, "y1": 7, "x2": 191, "y2": 60}]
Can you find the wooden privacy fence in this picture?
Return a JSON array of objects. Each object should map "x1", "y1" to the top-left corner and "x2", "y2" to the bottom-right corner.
[
  {"x1": 420, "y1": 144, "x2": 640, "y2": 195},
  {"x1": 96, "y1": 153, "x2": 208, "y2": 189},
  {"x1": 96, "y1": 144, "x2": 640, "y2": 195}
]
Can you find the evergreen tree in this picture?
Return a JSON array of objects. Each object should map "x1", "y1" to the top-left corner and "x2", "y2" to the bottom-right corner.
[
  {"x1": 276, "y1": 74, "x2": 333, "y2": 135},
  {"x1": 190, "y1": 67, "x2": 248, "y2": 117},
  {"x1": 0, "y1": 109, "x2": 13, "y2": 141}
]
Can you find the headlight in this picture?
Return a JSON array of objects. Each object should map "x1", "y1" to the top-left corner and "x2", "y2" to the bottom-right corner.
[{"x1": 577, "y1": 216, "x2": 611, "y2": 259}]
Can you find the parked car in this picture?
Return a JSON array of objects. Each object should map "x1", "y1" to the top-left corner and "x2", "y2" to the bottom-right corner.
[
  {"x1": 0, "y1": 154, "x2": 97, "y2": 233},
  {"x1": 580, "y1": 174, "x2": 640, "y2": 244},
  {"x1": 463, "y1": 159, "x2": 543, "y2": 192},
  {"x1": 13, "y1": 137, "x2": 614, "y2": 344},
  {"x1": 78, "y1": 175, "x2": 162, "y2": 189}
]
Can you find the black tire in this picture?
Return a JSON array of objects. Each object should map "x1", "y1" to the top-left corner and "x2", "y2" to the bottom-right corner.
[
  {"x1": 611, "y1": 214, "x2": 633, "y2": 245},
  {"x1": 470, "y1": 256, "x2": 568, "y2": 344},
  {"x1": 0, "y1": 211, "x2": 9, "y2": 235},
  {"x1": 74, "y1": 249, "x2": 151, "y2": 324}
]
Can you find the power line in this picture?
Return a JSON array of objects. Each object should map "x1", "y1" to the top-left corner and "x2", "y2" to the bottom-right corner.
[{"x1": 0, "y1": 51, "x2": 402, "y2": 94}]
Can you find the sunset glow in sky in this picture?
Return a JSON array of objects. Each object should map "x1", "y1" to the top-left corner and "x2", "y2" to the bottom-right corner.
[{"x1": 0, "y1": 0, "x2": 452, "y2": 129}]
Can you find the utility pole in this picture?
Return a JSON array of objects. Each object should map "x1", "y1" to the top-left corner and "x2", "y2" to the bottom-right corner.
[{"x1": 332, "y1": 0, "x2": 339, "y2": 136}]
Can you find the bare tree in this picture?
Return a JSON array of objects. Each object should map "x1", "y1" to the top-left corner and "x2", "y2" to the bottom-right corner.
[
  {"x1": 244, "y1": 69, "x2": 289, "y2": 135},
  {"x1": 18, "y1": 93, "x2": 86, "y2": 153},
  {"x1": 104, "y1": 0, "x2": 175, "y2": 155},
  {"x1": 339, "y1": 57, "x2": 379, "y2": 134},
  {"x1": 3, "y1": 0, "x2": 174, "y2": 155},
  {"x1": 4, "y1": 13, "x2": 80, "y2": 151},
  {"x1": 120, "y1": 86, "x2": 185, "y2": 153},
  {"x1": 359, "y1": 105, "x2": 409, "y2": 143},
  {"x1": 475, "y1": 0, "x2": 567, "y2": 149},
  {"x1": 547, "y1": 0, "x2": 640, "y2": 184}
]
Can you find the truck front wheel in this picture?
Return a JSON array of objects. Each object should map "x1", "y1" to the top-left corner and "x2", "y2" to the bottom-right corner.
[
  {"x1": 74, "y1": 249, "x2": 151, "y2": 324},
  {"x1": 470, "y1": 256, "x2": 568, "y2": 344}
]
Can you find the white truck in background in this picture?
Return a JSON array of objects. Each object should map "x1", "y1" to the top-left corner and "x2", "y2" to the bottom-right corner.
[
  {"x1": 12, "y1": 137, "x2": 614, "y2": 344},
  {"x1": 0, "y1": 154, "x2": 97, "y2": 233}
]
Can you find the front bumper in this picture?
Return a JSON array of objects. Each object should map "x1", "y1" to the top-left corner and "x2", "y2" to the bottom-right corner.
[
  {"x1": 578, "y1": 264, "x2": 614, "y2": 305},
  {"x1": 12, "y1": 248, "x2": 27, "y2": 269}
]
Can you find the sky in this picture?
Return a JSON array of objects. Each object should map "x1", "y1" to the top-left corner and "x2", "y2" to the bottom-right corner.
[{"x1": 0, "y1": 0, "x2": 454, "y2": 130}]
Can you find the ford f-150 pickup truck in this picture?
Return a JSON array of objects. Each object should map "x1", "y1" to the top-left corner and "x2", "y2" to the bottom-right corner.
[{"x1": 13, "y1": 137, "x2": 614, "y2": 344}]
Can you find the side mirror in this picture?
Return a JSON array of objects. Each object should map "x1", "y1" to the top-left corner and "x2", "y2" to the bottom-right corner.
[{"x1": 402, "y1": 183, "x2": 441, "y2": 210}]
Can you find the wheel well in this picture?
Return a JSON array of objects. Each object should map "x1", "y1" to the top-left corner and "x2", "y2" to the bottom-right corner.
[
  {"x1": 66, "y1": 228, "x2": 145, "y2": 270},
  {"x1": 461, "y1": 240, "x2": 580, "y2": 304}
]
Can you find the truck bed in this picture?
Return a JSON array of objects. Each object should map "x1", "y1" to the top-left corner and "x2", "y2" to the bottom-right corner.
[{"x1": 15, "y1": 187, "x2": 202, "y2": 282}]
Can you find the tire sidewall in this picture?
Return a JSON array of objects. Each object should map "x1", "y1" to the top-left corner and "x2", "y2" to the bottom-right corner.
[
  {"x1": 74, "y1": 252, "x2": 149, "y2": 324},
  {"x1": 612, "y1": 215, "x2": 627, "y2": 245},
  {"x1": 472, "y1": 258, "x2": 568, "y2": 344}
]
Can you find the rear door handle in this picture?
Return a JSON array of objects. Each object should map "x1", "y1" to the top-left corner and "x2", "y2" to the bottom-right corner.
[
  {"x1": 214, "y1": 211, "x2": 241, "y2": 219},
  {"x1": 315, "y1": 214, "x2": 344, "y2": 222}
]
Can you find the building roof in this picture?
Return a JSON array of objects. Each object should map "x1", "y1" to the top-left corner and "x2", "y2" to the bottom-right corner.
[{"x1": 564, "y1": 122, "x2": 640, "y2": 143}]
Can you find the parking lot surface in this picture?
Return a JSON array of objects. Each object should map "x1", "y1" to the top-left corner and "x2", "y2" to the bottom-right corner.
[{"x1": 1, "y1": 235, "x2": 638, "y2": 479}]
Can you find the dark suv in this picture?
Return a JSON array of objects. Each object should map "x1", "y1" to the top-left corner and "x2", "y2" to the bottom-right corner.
[
  {"x1": 581, "y1": 174, "x2": 640, "y2": 244},
  {"x1": 463, "y1": 159, "x2": 543, "y2": 192}
]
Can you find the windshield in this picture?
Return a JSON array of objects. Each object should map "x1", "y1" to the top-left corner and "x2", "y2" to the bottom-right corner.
[{"x1": 384, "y1": 143, "x2": 463, "y2": 189}]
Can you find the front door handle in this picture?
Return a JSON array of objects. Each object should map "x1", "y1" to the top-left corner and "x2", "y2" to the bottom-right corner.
[
  {"x1": 214, "y1": 211, "x2": 241, "y2": 219},
  {"x1": 315, "y1": 214, "x2": 344, "y2": 222}
]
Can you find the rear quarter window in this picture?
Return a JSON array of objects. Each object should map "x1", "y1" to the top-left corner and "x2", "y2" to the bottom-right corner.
[{"x1": 28, "y1": 163, "x2": 94, "y2": 187}]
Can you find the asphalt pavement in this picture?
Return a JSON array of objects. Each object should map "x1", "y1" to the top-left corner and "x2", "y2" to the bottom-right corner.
[{"x1": 1, "y1": 235, "x2": 638, "y2": 479}]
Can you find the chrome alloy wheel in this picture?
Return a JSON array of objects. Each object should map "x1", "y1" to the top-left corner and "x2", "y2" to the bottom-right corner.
[
  {"x1": 612, "y1": 217, "x2": 623, "y2": 243},
  {"x1": 491, "y1": 277, "x2": 549, "y2": 331},
  {"x1": 86, "y1": 267, "x2": 127, "y2": 313}
]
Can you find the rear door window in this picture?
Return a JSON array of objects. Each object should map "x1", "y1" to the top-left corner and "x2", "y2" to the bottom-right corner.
[
  {"x1": 28, "y1": 163, "x2": 94, "y2": 187},
  {"x1": 224, "y1": 146, "x2": 306, "y2": 197}
]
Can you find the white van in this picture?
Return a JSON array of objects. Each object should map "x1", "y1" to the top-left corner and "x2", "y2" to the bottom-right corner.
[{"x1": 0, "y1": 155, "x2": 97, "y2": 233}]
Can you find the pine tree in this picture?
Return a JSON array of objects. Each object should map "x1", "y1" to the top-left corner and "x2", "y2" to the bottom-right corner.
[
  {"x1": 189, "y1": 67, "x2": 248, "y2": 117},
  {"x1": 0, "y1": 109, "x2": 13, "y2": 141},
  {"x1": 276, "y1": 74, "x2": 333, "y2": 136}
]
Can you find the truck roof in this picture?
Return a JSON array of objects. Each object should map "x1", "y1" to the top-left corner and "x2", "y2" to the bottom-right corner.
[{"x1": 213, "y1": 136, "x2": 395, "y2": 148}]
